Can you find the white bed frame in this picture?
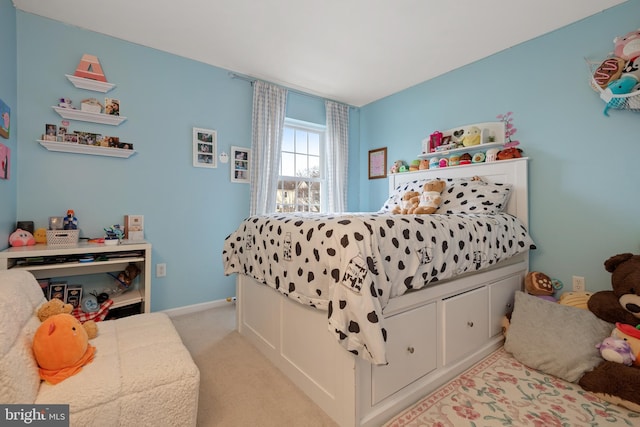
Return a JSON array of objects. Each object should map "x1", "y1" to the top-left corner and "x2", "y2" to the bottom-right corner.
[{"x1": 236, "y1": 158, "x2": 530, "y2": 426}]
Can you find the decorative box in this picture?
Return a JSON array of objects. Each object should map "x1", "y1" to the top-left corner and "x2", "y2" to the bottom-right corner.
[{"x1": 80, "y1": 98, "x2": 103, "y2": 114}]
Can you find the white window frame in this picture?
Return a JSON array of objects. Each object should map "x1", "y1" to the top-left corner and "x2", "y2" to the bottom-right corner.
[{"x1": 277, "y1": 118, "x2": 326, "y2": 213}]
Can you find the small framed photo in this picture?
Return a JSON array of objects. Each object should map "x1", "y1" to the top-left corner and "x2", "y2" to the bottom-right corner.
[
  {"x1": 230, "y1": 146, "x2": 250, "y2": 183},
  {"x1": 45, "y1": 124, "x2": 57, "y2": 137},
  {"x1": 64, "y1": 134, "x2": 78, "y2": 143},
  {"x1": 368, "y1": 147, "x2": 387, "y2": 179},
  {"x1": 105, "y1": 98, "x2": 120, "y2": 116},
  {"x1": 193, "y1": 127, "x2": 217, "y2": 168}
]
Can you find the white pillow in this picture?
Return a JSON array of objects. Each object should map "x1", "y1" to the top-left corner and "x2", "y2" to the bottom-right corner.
[{"x1": 437, "y1": 178, "x2": 511, "y2": 214}]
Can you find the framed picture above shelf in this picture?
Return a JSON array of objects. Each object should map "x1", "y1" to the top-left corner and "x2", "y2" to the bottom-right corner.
[
  {"x1": 52, "y1": 106, "x2": 127, "y2": 126},
  {"x1": 37, "y1": 140, "x2": 136, "y2": 158},
  {"x1": 65, "y1": 74, "x2": 116, "y2": 93}
]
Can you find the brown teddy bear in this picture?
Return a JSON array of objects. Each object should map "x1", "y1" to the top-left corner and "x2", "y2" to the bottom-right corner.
[
  {"x1": 413, "y1": 179, "x2": 446, "y2": 214},
  {"x1": 37, "y1": 298, "x2": 98, "y2": 339},
  {"x1": 392, "y1": 191, "x2": 420, "y2": 214},
  {"x1": 578, "y1": 253, "x2": 640, "y2": 412}
]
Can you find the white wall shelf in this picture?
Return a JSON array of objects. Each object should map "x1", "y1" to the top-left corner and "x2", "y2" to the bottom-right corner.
[
  {"x1": 65, "y1": 74, "x2": 116, "y2": 93},
  {"x1": 38, "y1": 140, "x2": 136, "y2": 158},
  {"x1": 52, "y1": 106, "x2": 127, "y2": 126},
  {"x1": 418, "y1": 142, "x2": 504, "y2": 159}
]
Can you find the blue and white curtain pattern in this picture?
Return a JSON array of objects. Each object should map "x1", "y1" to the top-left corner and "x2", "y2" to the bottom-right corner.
[
  {"x1": 325, "y1": 100, "x2": 349, "y2": 213},
  {"x1": 250, "y1": 81, "x2": 287, "y2": 215}
]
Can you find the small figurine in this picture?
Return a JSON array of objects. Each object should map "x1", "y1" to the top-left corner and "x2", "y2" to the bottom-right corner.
[{"x1": 63, "y1": 209, "x2": 78, "y2": 230}]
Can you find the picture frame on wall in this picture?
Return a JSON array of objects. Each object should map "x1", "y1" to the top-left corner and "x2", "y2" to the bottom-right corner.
[
  {"x1": 0, "y1": 99, "x2": 10, "y2": 139},
  {"x1": 368, "y1": 147, "x2": 387, "y2": 179},
  {"x1": 193, "y1": 127, "x2": 217, "y2": 168},
  {"x1": 230, "y1": 146, "x2": 250, "y2": 183}
]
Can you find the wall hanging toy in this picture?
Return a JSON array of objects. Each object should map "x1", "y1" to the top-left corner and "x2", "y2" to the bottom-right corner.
[{"x1": 589, "y1": 28, "x2": 640, "y2": 116}]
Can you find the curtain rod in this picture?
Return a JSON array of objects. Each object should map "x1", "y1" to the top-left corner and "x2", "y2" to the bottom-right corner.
[{"x1": 228, "y1": 72, "x2": 355, "y2": 108}]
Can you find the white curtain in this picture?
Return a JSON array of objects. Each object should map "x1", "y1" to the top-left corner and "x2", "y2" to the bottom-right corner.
[
  {"x1": 325, "y1": 100, "x2": 349, "y2": 212},
  {"x1": 250, "y1": 81, "x2": 287, "y2": 215}
]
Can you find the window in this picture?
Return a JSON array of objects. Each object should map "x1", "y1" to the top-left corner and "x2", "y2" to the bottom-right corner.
[{"x1": 277, "y1": 119, "x2": 325, "y2": 212}]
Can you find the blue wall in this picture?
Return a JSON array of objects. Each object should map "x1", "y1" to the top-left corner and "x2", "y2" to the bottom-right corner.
[
  {"x1": 13, "y1": 10, "x2": 359, "y2": 311},
  {"x1": 359, "y1": 1, "x2": 640, "y2": 292},
  {"x1": 9, "y1": 1, "x2": 639, "y2": 310},
  {"x1": 0, "y1": 0, "x2": 17, "y2": 247}
]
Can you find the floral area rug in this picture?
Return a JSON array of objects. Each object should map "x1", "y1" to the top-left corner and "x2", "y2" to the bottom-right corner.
[{"x1": 384, "y1": 347, "x2": 639, "y2": 427}]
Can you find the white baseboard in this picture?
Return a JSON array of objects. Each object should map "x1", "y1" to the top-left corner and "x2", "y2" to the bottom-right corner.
[{"x1": 162, "y1": 298, "x2": 235, "y2": 317}]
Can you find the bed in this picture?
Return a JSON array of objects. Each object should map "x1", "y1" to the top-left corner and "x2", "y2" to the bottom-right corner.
[{"x1": 223, "y1": 158, "x2": 534, "y2": 426}]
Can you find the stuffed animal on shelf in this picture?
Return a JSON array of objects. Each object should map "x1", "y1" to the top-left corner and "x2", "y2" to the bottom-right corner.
[
  {"x1": 33, "y1": 228, "x2": 47, "y2": 244},
  {"x1": 419, "y1": 159, "x2": 429, "y2": 170},
  {"x1": 497, "y1": 147, "x2": 523, "y2": 160},
  {"x1": 460, "y1": 126, "x2": 481, "y2": 147},
  {"x1": 409, "y1": 160, "x2": 421, "y2": 172},
  {"x1": 390, "y1": 160, "x2": 407, "y2": 174},
  {"x1": 8, "y1": 228, "x2": 35, "y2": 247},
  {"x1": 413, "y1": 179, "x2": 446, "y2": 214},
  {"x1": 32, "y1": 313, "x2": 96, "y2": 385},
  {"x1": 578, "y1": 253, "x2": 640, "y2": 412},
  {"x1": 37, "y1": 298, "x2": 98, "y2": 339}
]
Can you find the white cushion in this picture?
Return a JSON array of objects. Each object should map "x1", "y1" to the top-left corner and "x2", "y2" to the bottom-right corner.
[{"x1": 0, "y1": 270, "x2": 47, "y2": 403}]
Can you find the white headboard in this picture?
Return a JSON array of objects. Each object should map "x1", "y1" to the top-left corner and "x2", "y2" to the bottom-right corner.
[{"x1": 388, "y1": 158, "x2": 529, "y2": 228}]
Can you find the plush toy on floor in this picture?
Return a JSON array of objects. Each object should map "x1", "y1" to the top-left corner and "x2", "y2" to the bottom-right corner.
[
  {"x1": 597, "y1": 336, "x2": 636, "y2": 366},
  {"x1": 32, "y1": 313, "x2": 96, "y2": 384},
  {"x1": 579, "y1": 253, "x2": 640, "y2": 412},
  {"x1": 37, "y1": 298, "x2": 98, "y2": 339}
]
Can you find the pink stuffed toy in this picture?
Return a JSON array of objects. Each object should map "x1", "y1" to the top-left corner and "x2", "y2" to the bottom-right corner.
[
  {"x1": 9, "y1": 228, "x2": 36, "y2": 247},
  {"x1": 614, "y1": 29, "x2": 640, "y2": 60}
]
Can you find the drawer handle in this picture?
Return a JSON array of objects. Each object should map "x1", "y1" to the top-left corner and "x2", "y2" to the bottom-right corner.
[
  {"x1": 407, "y1": 346, "x2": 415, "y2": 354},
  {"x1": 506, "y1": 303, "x2": 512, "y2": 309},
  {"x1": 467, "y1": 321, "x2": 474, "y2": 327}
]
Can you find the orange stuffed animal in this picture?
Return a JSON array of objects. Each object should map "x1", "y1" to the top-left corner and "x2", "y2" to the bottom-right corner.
[{"x1": 32, "y1": 313, "x2": 96, "y2": 384}]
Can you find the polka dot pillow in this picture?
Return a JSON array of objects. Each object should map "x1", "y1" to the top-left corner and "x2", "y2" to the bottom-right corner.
[{"x1": 437, "y1": 178, "x2": 512, "y2": 214}]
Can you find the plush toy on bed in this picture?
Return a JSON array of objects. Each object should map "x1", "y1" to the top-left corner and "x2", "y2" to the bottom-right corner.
[
  {"x1": 578, "y1": 253, "x2": 640, "y2": 412},
  {"x1": 37, "y1": 298, "x2": 98, "y2": 339},
  {"x1": 392, "y1": 191, "x2": 420, "y2": 214},
  {"x1": 413, "y1": 179, "x2": 446, "y2": 214},
  {"x1": 32, "y1": 313, "x2": 96, "y2": 384}
]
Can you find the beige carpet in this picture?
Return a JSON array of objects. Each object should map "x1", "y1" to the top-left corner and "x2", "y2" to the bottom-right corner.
[{"x1": 170, "y1": 304, "x2": 339, "y2": 427}]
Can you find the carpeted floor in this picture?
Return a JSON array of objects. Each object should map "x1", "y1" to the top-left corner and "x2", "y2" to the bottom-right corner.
[{"x1": 170, "y1": 304, "x2": 339, "y2": 427}]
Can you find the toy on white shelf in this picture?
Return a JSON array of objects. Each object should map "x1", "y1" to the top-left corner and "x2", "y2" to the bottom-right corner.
[{"x1": 63, "y1": 209, "x2": 78, "y2": 230}]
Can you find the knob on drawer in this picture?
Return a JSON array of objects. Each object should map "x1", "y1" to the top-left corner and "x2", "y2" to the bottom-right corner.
[
  {"x1": 467, "y1": 321, "x2": 474, "y2": 327},
  {"x1": 407, "y1": 346, "x2": 415, "y2": 354}
]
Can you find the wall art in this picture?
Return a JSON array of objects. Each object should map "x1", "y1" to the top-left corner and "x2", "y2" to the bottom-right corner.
[
  {"x1": 193, "y1": 127, "x2": 217, "y2": 168},
  {"x1": 230, "y1": 146, "x2": 250, "y2": 183}
]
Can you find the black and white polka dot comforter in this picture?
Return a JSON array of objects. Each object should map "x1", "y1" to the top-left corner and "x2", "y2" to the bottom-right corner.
[{"x1": 222, "y1": 212, "x2": 535, "y2": 365}]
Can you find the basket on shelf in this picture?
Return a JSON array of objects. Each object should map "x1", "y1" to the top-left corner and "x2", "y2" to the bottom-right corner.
[
  {"x1": 587, "y1": 57, "x2": 640, "y2": 113},
  {"x1": 46, "y1": 229, "x2": 80, "y2": 246}
]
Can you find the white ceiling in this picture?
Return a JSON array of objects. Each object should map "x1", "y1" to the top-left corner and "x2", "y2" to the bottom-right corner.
[{"x1": 12, "y1": 0, "x2": 627, "y2": 107}]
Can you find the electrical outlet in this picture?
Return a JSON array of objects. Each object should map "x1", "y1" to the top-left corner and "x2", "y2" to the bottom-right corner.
[
  {"x1": 572, "y1": 275, "x2": 585, "y2": 292},
  {"x1": 156, "y1": 263, "x2": 166, "y2": 278}
]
